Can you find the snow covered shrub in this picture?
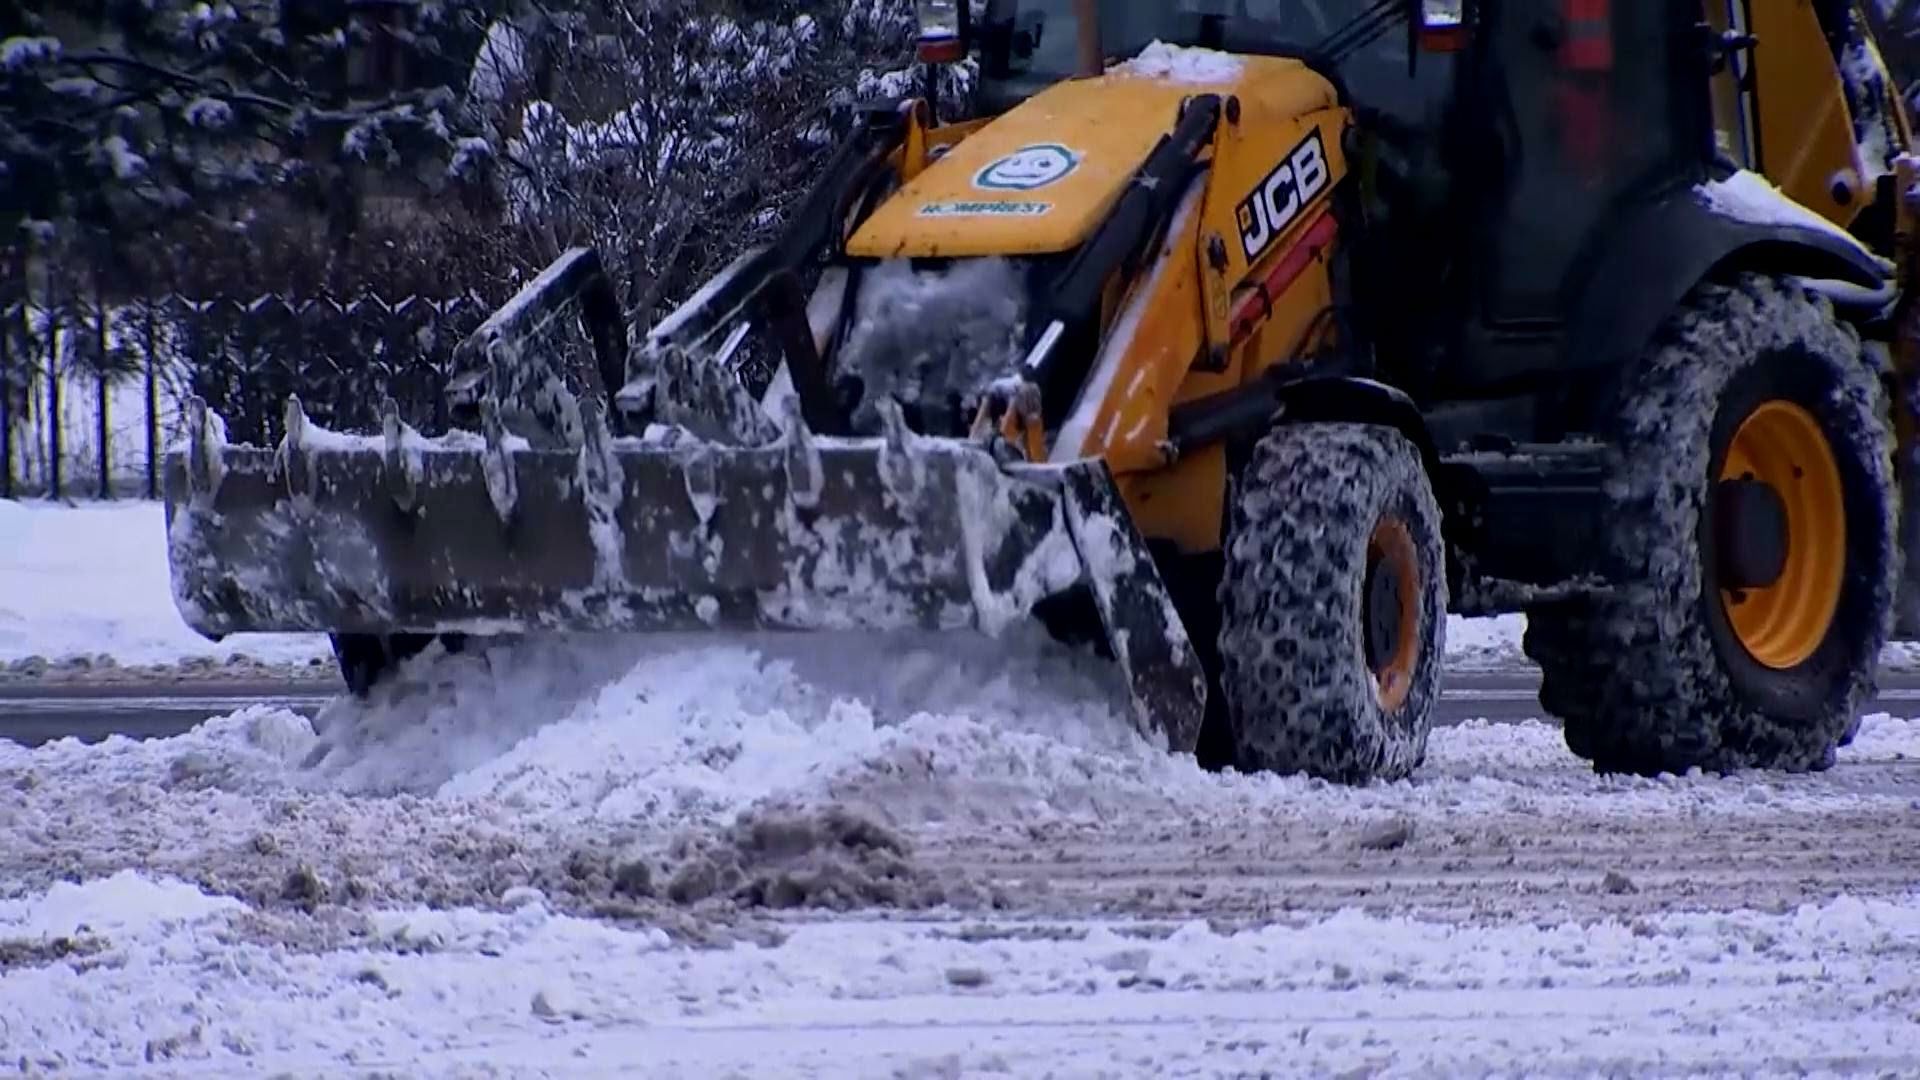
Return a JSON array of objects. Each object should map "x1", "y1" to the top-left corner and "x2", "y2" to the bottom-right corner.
[{"x1": 464, "y1": 0, "x2": 953, "y2": 333}]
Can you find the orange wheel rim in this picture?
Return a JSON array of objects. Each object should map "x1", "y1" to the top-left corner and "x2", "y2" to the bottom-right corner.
[
  {"x1": 1366, "y1": 517, "x2": 1421, "y2": 710},
  {"x1": 1716, "y1": 400, "x2": 1845, "y2": 670}
]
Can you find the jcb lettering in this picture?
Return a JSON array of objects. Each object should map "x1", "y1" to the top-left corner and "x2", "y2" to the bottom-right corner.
[
  {"x1": 1236, "y1": 129, "x2": 1330, "y2": 263},
  {"x1": 1260, "y1": 166, "x2": 1298, "y2": 249},
  {"x1": 1291, "y1": 134, "x2": 1328, "y2": 204}
]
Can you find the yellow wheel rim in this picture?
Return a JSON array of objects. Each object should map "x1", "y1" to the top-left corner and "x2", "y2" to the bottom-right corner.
[{"x1": 1716, "y1": 400, "x2": 1845, "y2": 670}]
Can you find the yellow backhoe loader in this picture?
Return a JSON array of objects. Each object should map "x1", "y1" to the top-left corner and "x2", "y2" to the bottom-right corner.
[{"x1": 164, "y1": 0, "x2": 1920, "y2": 782}]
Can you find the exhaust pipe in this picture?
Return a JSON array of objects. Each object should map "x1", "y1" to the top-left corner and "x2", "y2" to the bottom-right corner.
[{"x1": 1074, "y1": 0, "x2": 1103, "y2": 77}]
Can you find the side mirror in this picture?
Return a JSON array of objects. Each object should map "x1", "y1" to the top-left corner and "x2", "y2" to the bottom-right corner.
[
  {"x1": 1418, "y1": 0, "x2": 1471, "y2": 52},
  {"x1": 915, "y1": 0, "x2": 972, "y2": 64}
]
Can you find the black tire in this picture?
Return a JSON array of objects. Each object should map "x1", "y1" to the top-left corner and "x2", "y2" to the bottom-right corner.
[
  {"x1": 329, "y1": 633, "x2": 449, "y2": 697},
  {"x1": 1216, "y1": 422, "x2": 1448, "y2": 783},
  {"x1": 1524, "y1": 273, "x2": 1896, "y2": 775}
]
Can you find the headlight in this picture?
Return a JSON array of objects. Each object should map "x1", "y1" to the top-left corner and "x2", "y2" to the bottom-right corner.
[{"x1": 916, "y1": 0, "x2": 965, "y2": 63}]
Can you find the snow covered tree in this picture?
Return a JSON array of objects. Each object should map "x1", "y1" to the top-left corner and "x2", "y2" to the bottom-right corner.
[
  {"x1": 1867, "y1": 1, "x2": 1920, "y2": 111},
  {"x1": 0, "y1": 0, "x2": 530, "y2": 494},
  {"x1": 0, "y1": 0, "x2": 510, "y2": 255},
  {"x1": 462, "y1": 0, "x2": 961, "y2": 324}
]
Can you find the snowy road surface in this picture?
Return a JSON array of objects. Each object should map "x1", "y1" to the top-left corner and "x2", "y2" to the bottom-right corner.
[
  {"x1": 33, "y1": 669, "x2": 1920, "y2": 747},
  {"x1": 2, "y1": 627, "x2": 1919, "y2": 1076},
  {"x1": 0, "y1": 684, "x2": 337, "y2": 746}
]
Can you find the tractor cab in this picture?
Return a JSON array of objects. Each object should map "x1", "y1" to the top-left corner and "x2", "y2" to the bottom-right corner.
[
  {"x1": 965, "y1": 0, "x2": 1456, "y2": 123},
  {"x1": 934, "y1": 1, "x2": 1903, "y2": 440}
]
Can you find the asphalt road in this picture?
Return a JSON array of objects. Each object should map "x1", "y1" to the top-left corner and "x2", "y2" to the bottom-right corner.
[
  {"x1": 6, "y1": 670, "x2": 1920, "y2": 748},
  {"x1": 0, "y1": 681, "x2": 337, "y2": 747}
]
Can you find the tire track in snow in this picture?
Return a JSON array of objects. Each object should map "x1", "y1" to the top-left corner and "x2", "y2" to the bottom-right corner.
[{"x1": 917, "y1": 794, "x2": 1920, "y2": 925}]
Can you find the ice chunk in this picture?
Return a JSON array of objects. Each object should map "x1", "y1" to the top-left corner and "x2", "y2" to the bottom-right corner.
[{"x1": 0, "y1": 870, "x2": 244, "y2": 941}]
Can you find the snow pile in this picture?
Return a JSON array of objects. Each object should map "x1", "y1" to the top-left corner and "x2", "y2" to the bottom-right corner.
[
  {"x1": 304, "y1": 624, "x2": 1139, "y2": 823},
  {"x1": 652, "y1": 805, "x2": 952, "y2": 910},
  {"x1": 836, "y1": 258, "x2": 1028, "y2": 435},
  {"x1": 0, "y1": 869, "x2": 243, "y2": 942},
  {"x1": 1881, "y1": 638, "x2": 1920, "y2": 671},
  {"x1": 0, "y1": 499, "x2": 330, "y2": 674},
  {"x1": 2, "y1": 869, "x2": 1917, "y2": 1075},
  {"x1": 1114, "y1": 40, "x2": 1244, "y2": 84},
  {"x1": 1443, "y1": 612, "x2": 1524, "y2": 669},
  {"x1": 6, "y1": 618, "x2": 1920, "y2": 938},
  {"x1": 0, "y1": 871, "x2": 251, "y2": 1011},
  {"x1": 10, "y1": 640, "x2": 1914, "y2": 931},
  {"x1": 2, "y1": 702, "x2": 319, "y2": 796},
  {"x1": 296, "y1": 623, "x2": 1920, "y2": 837}
]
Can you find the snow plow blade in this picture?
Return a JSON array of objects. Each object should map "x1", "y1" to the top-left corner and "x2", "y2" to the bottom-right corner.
[{"x1": 160, "y1": 398, "x2": 1208, "y2": 752}]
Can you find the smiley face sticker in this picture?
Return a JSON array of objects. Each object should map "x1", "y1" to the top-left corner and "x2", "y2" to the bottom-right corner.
[{"x1": 974, "y1": 144, "x2": 1081, "y2": 191}]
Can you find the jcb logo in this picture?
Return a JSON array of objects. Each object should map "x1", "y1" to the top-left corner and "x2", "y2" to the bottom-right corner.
[{"x1": 1236, "y1": 129, "x2": 1330, "y2": 262}]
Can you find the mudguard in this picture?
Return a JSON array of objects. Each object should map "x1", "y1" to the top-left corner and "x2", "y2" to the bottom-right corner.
[
  {"x1": 1564, "y1": 171, "x2": 1892, "y2": 390},
  {"x1": 1566, "y1": 172, "x2": 1920, "y2": 640}
]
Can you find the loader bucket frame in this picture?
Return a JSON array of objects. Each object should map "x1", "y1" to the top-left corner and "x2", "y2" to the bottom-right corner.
[{"x1": 162, "y1": 394, "x2": 1208, "y2": 752}]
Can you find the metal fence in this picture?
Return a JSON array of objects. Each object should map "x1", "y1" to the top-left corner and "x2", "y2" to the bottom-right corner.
[{"x1": 1, "y1": 293, "x2": 493, "y2": 501}]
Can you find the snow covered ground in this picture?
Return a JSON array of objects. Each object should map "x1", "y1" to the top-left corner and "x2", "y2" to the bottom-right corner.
[
  {"x1": 6, "y1": 867, "x2": 1918, "y2": 1076},
  {"x1": 0, "y1": 499, "x2": 333, "y2": 679},
  {"x1": 3, "y1": 627, "x2": 1919, "y2": 1074}
]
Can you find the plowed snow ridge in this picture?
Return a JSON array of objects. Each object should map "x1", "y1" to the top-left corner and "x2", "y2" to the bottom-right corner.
[
  {"x1": 8, "y1": 626, "x2": 1917, "y2": 852},
  {"x1": 283, "y1": 626, "x2": 1920, "y2": 827}
]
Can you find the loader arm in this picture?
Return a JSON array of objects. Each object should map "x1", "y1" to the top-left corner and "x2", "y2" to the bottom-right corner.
[
  {"x1": 1017, "y1": 93, "x2": 1223, "y2": 425},
  {"x1": 444, "y1": 100, "x2": 917, "y2": 449},
  {"x1": 624, "y1": 102, "x2": 917, "y2": 434}
]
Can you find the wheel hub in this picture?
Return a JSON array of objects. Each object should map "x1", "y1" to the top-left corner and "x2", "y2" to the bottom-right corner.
[
  {"x1": 1713, "y1": 399, "x2": 1845, "y2": 670},
  {"x1": 1364, "y1": 516, "x2": 1421, "y2": 710},
  {"x1": 1713, "y1": 475, "x2": 1790, "y2": 590},
  {"x1": 1364, "y1": 556, "x2": 1404, "y2": 669}
]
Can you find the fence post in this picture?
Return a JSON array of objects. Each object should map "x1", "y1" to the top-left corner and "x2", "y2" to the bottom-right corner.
[
  {"x1": 95, "y1": 284, "x2": 111, "y2": 499},
  {"x1": 45, "y1": 286, "x2": 61, "y2": 501},
  {"x1": 145, "y1": 299, "x2": 159, "y2": 500},
  {"x1": 0, "y1": 301, "x2": 12, "y2": 501}
]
